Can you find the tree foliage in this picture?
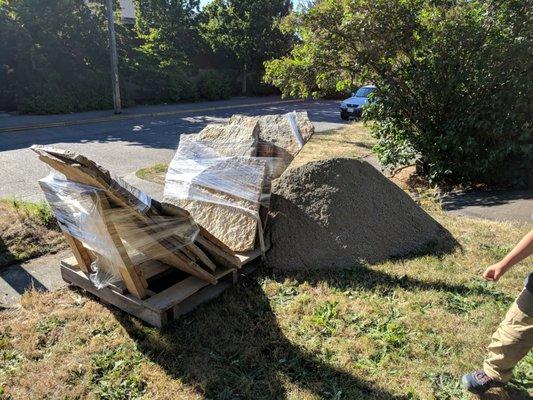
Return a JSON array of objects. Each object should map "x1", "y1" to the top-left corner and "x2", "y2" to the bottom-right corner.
[
  {"x1": 201, "y1": 0, "x2": 292, "y2": 93},
  {"x1": 264, "y1": 0, "x2": 532, "y2": 187},
  {"x1": 0, "y1": 0, "x2": 112, "y2": 113},
  {"x1": 126, "y1": 0, "x2": 201, "y2": 102},
  {"x1": 0, "y1": 0, "x2": 263, "y2": 113}
]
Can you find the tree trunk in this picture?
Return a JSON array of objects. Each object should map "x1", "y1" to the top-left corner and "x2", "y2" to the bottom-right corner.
[{"x1": 242, "y1": 64, "x2": 247, "y2": 95}]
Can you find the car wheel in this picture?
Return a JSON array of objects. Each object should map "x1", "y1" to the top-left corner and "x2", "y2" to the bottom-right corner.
[{"x1": 340, "y1": 111, "x2": 349, "y2": 121}]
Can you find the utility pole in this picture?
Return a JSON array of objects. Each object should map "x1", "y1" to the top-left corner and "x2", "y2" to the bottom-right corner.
[{"x1": 105, "y1": 0, "x2": 122, "y2": 114}]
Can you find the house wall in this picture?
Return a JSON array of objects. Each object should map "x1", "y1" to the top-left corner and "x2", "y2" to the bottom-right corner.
[{"x1": 119, "y1": 0, "x2": 135, "y2": 21}]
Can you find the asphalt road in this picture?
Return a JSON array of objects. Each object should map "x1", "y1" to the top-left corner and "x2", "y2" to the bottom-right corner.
[{"x1": 0, "y1": 98, "x2": 345, "y2": 201}]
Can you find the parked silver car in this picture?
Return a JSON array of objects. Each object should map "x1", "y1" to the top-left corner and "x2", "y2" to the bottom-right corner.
[{"x1": 340, "y1": 85, "x2": 376, "y2": 120}]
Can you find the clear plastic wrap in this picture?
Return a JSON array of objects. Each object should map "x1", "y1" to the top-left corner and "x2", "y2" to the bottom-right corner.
[
  {"x1": 39, "y1": 172, "x2": 199, "y2": 288},
  {"x1": 163, "y1": 111, "x2": 310, "y2": 253},
  {"x1": 164, "y1": 140, "x2": 275, "y2": 216},
  {"x1": 164, "y1": 112, "x2": 308, "y2": 217}
]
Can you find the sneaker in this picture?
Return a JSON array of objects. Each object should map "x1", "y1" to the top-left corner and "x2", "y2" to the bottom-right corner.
[{"x1": 462, "y1": 370, "x2": 504, "y2": 395}]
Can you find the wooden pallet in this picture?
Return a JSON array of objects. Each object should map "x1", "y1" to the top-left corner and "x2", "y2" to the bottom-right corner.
[{"x1": 60, "y1": 250, "x2": 261, "y2": 327}]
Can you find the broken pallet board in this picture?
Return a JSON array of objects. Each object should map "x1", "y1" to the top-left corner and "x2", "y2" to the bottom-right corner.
[{"x1": 60, "y1": 251, "x2": 261, "y2": 327}]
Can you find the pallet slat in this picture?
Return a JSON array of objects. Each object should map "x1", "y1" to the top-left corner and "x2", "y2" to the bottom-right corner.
[
  {"x1": 145, "y1": 268, "x2": 234, "y2": 310},
  {"x1": 60, "y1": 253, "x2": 260, "y2": 327}
]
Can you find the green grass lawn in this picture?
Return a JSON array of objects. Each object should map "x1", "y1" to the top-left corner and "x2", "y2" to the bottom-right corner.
[
  {"x1": 135, "y1": 163, "x2": 168, "y2": 186},
  {"x1": 1, "y1": 123, "x2": 531, "y2": 399},
  {"x1": 0, "y1": 198, "x2": 64, "y2": 268}
]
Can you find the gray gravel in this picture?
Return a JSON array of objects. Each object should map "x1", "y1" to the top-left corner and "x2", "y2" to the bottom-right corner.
[{"x1": 266, "y1": 158, "x2": 451, "y2": 270}]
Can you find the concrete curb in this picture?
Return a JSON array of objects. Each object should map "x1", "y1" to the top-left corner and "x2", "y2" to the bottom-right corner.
[{"x1": 0, "y1": 99, "x2": 304, "y2": 133}]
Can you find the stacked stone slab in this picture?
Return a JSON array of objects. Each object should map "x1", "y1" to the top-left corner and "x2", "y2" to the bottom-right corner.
[
  {"x1": 165, "y1": 118, "x2": 266, "y2": 252},
  {"x1": 164, "y1": 112, "x2": 315, "y2": 253},
  {"x1": 230, "y1": 111, "x2": 315, "y2": 179}
]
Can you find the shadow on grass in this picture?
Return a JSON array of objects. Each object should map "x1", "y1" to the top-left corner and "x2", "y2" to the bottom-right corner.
[
  {"x1": 268, "y1": 263, "x2": 513, "y2": 305},
  {"x1": 108, "y1": 189, "x2": 521, "y2": 398},
  {"x1": 113, "y1": 262, "x2": 531, "y2": 399},
  {"x1": 115, "y1": 274, "x2": 409, "y2": 400}
]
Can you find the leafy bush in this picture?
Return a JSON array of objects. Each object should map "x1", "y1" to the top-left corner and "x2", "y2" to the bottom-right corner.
[
  {"x1": 0, "y1": 0, "x2": 113, "y2": 114},
  {"x1": 364, "y1": 0, "x2": 532, "y2": 187},
  {"x1": 194, "y1": 70, "x2": 233, "y2": 100},
  {"x1": 1, "y1": 0, "x2": 280, "y2": 114},
  {"x1": 265, "y1": 0, "x2": 533, "y2": 187}
]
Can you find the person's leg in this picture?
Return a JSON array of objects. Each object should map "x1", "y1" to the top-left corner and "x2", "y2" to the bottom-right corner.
[
  {"x1": 463, "y1": 288, "x2": 533, "y2": 394},
  {"x1": 483, "y1": 288, "x2": 533, "y2": 383}
]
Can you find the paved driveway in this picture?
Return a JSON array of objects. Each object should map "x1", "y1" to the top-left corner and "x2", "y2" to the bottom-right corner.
[
  {"x1": 441, "y1": 190, "x2": 533, "y2": 225},
  {"x1": 0, "y1": 98, "x2": 345, "y2": 201}
]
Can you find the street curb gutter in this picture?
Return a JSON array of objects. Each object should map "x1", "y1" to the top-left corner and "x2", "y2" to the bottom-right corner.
[{"x1": 0, "y1": 99, "x2": 304, "y2": 133}]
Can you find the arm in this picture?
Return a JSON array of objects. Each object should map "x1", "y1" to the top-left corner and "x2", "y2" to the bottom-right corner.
[{"x1": 483, "y1": 230, "x2": 533, "y2": 282}]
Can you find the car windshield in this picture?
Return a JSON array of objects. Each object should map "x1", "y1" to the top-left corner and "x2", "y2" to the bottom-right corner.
[{"x1": 354, "y1": 87, "x2": 375, "y2": 98}]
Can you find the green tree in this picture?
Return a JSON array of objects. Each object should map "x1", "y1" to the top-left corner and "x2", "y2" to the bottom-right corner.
[
  {"x1": 0, "y1": 0, "x2": 112, "y2": 113},
  {"x1": 201, "y1": 0, "x2": 292, "y2": 94},
  {"x1": 129, "y1": 0, "x2": 200, "y2": 102},
  {"x1": 265, "y1": 0, "x2": 532, "y2": 187}
]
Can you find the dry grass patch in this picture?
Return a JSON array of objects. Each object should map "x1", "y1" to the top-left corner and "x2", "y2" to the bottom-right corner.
[
  {"x1": 1, "y1": 195, "x2": 531, "y2": 399},
  {"x1": 288, "y1": 121, "x2": 375, "y2": 169},
  {"x1": 0, "y1": 198, "x2": 65, "y2": 268}
]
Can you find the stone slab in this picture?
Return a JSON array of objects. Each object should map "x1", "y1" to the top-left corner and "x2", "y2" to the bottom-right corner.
[{"x1": 230, "y1": 111, "x2": 315, "y2": 178}]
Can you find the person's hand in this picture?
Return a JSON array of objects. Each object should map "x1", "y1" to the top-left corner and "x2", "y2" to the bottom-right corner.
[{"x1": 483, "y1": 262, "x2": 508, "y2": 282}]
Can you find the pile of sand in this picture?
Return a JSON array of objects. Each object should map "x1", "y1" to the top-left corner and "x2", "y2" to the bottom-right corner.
[{"x1": 266, "y1": 158, "x2": 449, "y2": 270}]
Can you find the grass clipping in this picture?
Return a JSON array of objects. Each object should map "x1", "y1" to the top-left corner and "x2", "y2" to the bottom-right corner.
[
  {"x1": 0, "y1": 199, "x2": 64, "y2": 267},
  {"x1": 267, "y1": 158, "x2": 451, "y2": 270}
]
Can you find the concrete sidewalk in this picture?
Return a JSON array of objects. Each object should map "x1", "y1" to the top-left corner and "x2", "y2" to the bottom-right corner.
[
  {"x1": 0, "y1": 250, "x2": 70, "y2": 308},
  {"x1": 441, "y1": 190, "x2": 533, "y2": 225},
  {"x1": 0, "y1": 96, "x2": 303, "y2": 133}
]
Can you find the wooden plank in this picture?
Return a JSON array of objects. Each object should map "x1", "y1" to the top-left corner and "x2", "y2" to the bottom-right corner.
[
  {"x1": 95, "y1": 193, "x2": 148, "y2": 299},
  {"x1": 61, "y1": 258, "x2": 254, "y2": 327},
  {"x1": 195, "y1": 236, "x2": 241, "y2": 268},
  {"x1": 108, "y1": 260, "x2": 171, "y2": 294},
  {"x1": 171, "y1": 279, "x2": 234, "y2": 319},
  {"x1": 61, "y1": 263, "x2": 165, "y2": 327},
  {"x1": 145, "y1": 267, "x2": 234, "y2": 311},
  {"x1": 118, "y1": 224, "x2": 218, "y2": 284},
  {"x1": 184, "y1": 243, "x2": 217, "y2": 272},
  {"x1": 234, "y1": 243, "x2": 269, "y2": 266},
  {"x1": 60, "y1": 256, "x2": 81, "y2": 270},
  {"x1": 61, "y1": 235, "x2": 93, "y2": 273},
  {"x1": 169, "y1": 263, "x2": 256, "y2": 320},
  {"x1": 62, "y1": 257, "x2": 170, "y2": 295}
]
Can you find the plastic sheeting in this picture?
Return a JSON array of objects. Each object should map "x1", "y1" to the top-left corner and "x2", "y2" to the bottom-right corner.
[
  {"x1": 39, "y1": 172, "x2": 199, "y2": 288},
  {"x1": 163, "y1": 111, "x2": 307, "y2": 253},
  {"x1": 164, "y1": 112, "x2": 305, "y2": 219},
  {"x1": 164, "y1": 141, "x2": 274, "y2": 217}
]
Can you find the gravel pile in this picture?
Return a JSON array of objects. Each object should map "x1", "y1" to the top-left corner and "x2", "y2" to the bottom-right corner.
[{"x1": 266, "y1": 158, "x2": 449, "y2": 270}]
